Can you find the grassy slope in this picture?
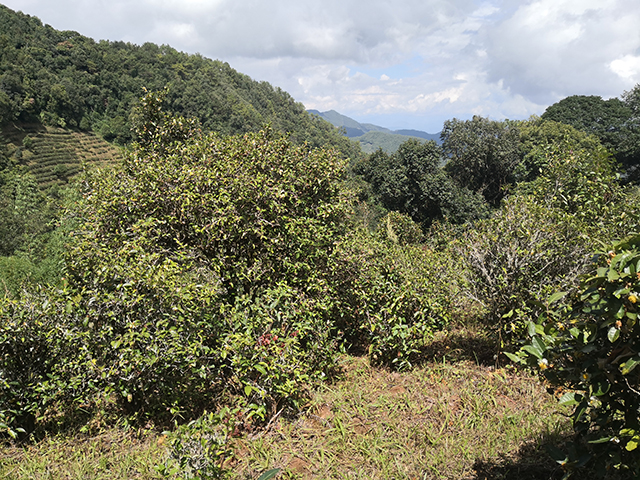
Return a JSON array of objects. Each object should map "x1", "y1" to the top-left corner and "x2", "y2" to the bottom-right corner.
[{"x1": 0, "y1": 329, "x2": 575, "y2": 480}]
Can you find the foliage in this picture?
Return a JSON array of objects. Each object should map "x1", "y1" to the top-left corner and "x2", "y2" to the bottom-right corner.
[
  {"x1": 463, "y1": 194, "x2": 593, "y2": 342},
  {"x1": 376, "y1": 211, "x2": 424, "y2": 245},
  {"x1": 157, "y1": 409, "x2": 235, "y2": 479},
  {"x1": 0, "y1": 170, "x2": 67, "y2": 298},
  {"x1": 0, "y1": 93, "x2": 350, "y2": 434},
  {"x1": 333, "y1": 228, "x2": 460, "y2": 369},
  {"x1": 462, "y1": 145, "x2": 639, "y2": 343},
  {"x1": 542, "y1": 93, "x2": 640, "y2": 178},
  {"x1": 509, "y1": 234, "x2": 640, "y2": 477},
  {"x1": 219, "y1": 284, "x2": 338, "y2": 420},
  {"x1": 442, "y1": 116, "x2": 523, "y2": 205},
  {"x1": 354, "y1": 138, "x2": 488, "y2": 229},
  {"x1": 517, "y1": 118, "x2": 608, "y2": 182}
]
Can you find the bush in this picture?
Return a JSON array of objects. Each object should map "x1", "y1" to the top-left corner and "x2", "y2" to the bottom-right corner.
[
  {"x1": 0, "y1": 91, "x2": 351, "y2": 434},
  {"x1": 333, "y1": 228, "x2": 460, "y2": 369},
  {"x1": 462, "y1": 147, "x2": 640, "y2": 344},
  {"x1": 463, "y1": 194, "x2": 593, "y2": 341},
  {"x1": 510, "y1": 234, "x2": 640, "y2": 477}
]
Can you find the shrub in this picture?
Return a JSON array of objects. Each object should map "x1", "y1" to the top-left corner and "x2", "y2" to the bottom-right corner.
[
  {"x1": 510, "y1": 234, "x2": 640, "y2": 477},
  {"x1": 462, "y1": 147, "x2": 640, "y2": 344},
  {"x1": 463, "y1": 194, "x2": 593, "y2": 341},
  {"x1": 0, "y1": 91, "x2": 351, "y2": 434},
  {"x1": 333, "y1": 228, "x2": 459, "y2": 369}
]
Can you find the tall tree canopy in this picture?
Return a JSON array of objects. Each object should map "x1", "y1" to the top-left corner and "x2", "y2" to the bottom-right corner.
[
  {"x1": 441, "y1": 116, "x2": 523, "y2": 205},
  {"x1": 542, "y1": 92, "x2": 640, "y2": 176}
]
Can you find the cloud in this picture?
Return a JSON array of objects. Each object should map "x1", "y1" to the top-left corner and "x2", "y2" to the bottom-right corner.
[
  {"x1": 610, "y1": 55, "x2": 640, "y2": 81},
  {"x1": 2, "y1": 0, "x2": 640, "y2": 132},
  {"x1": 482, "y1": 0, "x2": 640, "y2": 103}
]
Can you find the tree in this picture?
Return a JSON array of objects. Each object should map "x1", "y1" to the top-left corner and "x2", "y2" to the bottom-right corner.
[
  {"x1": 442, "y1": 116, "x2": 523, "y2": 205},
  {"x1": 542, "y1": 94, "x2": 640, "y2": 176},
  {"x1": 518, "y1": 117, "x2": 609, "y2": 182},
  {"x1": 354, "y1": 138, "x2": 488, "y2": 230}
]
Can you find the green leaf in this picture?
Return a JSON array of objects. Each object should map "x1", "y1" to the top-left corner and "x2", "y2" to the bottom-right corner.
[
  {"x1": 244, "y1": 385, "x2": 252, "y2": 396},
  {"x1": 532, "y1": 336, "x2": 547, "y2": 355},
  {"x1": 522, "y1": 345, "x2": 543, "y2": 359},
  {"x1": 546, "y1": 444, "x2": 568, "y2": 464},
  {"x1": 502, "y1": 309, "x2": 514, "y2": 319},
  {"x1": 256, "y1": 468, "x2": 281, "y2": 480},
  {"x1": 591, "y1": 380, "x2": 610, "y2": 396},
  {"x1": 548, "y1": 291, "x2": 567, "y2": 304},
  {"x1": 607, "y1": 326, "x2": 620, "y2": 343},
  {"x1": 588, "y1": 436, "x2": 612, "y2": 444},
  {"x1": 504, "y1": 351, "x2": 524, "y2": 364},
  {"x1": 558, "y1": 392, "x2": 583, "y2": 406},
  {"x1": 626, "y1": 438, "x2": 639, "y2": 451},
  {"x1": 254, "y1": 363, "x2": 267, "y2": 375},
  {"x1": 620, "y1": 356, "x2": 640, "y2": 375}
]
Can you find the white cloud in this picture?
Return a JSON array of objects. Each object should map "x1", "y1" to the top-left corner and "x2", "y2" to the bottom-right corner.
[
  {"x1": 610, "y1": 55, "x2": 640, "y2": 81},
  {"x1": 2, "y1": 0, "x2": 640, "y2": 132}
]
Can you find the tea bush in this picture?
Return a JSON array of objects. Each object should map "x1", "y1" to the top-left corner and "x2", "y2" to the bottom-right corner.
[
  {"x1": 333, "y1": 227, "x2": 459, "y2": 369},
  {"x1": 0, "y1": 90, "x2": 350, "y2": 434},
  {"x1": 510, "y1": 234, "x2": 640, "y2": 477},
  {"x1": 463, "y1": 146, "x2": 640, "y2": 344}
]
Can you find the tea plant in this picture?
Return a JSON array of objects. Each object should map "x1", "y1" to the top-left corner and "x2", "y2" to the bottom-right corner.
[{"x1": 510, "y1": 234, "x2": 640, "y2": 477}]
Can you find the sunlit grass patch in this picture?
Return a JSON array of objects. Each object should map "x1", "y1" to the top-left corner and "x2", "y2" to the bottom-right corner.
[
  {"x1": 232, "y1": 355, "x2": 570, "y2": 479},
  {"x1": 0, "y1": 430, "x2": 165, "y2": 480}
]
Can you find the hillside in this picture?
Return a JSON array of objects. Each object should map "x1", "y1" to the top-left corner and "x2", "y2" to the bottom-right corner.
[
  {"x1": 353, "y1": 130, "x2": 429, "y2": 154},
  {"x1": 308, "y1": 109, "x2": 440, "y2": 153},
  {"x1": 1, "y1": 123, "x2": 121, "y2": 189},
  {"x1": 0, "y1": 5, "x2": 361, "y2": 160}
]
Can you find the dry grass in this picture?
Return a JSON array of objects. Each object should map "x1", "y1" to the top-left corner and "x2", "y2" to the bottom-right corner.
[
  {"x1": 0, "y1": 330, "x2": 573, "y2": 480},
  {"x1": 231, "y1": 355, "x2": 570, "y2": 480}
]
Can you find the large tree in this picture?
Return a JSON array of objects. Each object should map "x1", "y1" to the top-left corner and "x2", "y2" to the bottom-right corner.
[
  {"x1": 542, "y1": 93, "x2": 640, "y2": 176},
  {"x1": 441, "y1": 116, "x2": 523, "y2": 205}
]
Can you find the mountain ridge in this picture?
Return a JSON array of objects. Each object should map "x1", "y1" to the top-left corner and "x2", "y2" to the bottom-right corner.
[{"x1": 308, "y1": 109, "x2": 441, "y2": 153}]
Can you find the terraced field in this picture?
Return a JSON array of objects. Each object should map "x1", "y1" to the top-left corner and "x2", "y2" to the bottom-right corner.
[{"x1": 1, "y1": 123, "x2": 122, "y2": 189}]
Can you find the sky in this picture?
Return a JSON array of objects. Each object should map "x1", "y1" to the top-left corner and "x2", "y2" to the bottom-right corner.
[{"x1": 3, "y1": 0, "x2": 640, "y2": 133}]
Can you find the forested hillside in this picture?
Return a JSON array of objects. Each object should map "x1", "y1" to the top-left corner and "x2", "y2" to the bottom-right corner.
[{"x1": 0, "y1": 5, "x2": 359, "y2": 158}]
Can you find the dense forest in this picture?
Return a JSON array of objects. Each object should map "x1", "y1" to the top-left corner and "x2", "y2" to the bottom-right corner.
[
  {"x1": 0, "y1": 5, "x2": 359, "y2": 157},
  {"x1": 2, "y1": 3, "x2": 640, "y2": 479}
]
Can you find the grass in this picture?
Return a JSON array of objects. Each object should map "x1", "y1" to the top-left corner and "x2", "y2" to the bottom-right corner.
[
  {"x1": 0, "y1": 328, "x2": 576, "y2": 480},
  {"x1": 231, "y1": 355, "x2": 569, "y2": 479},
  {"x1": 0, "y1": 430, "x2": 164, "y2": 479}
]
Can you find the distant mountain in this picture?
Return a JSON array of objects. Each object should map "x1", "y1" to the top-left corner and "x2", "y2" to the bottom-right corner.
[{"x1": 308, "y1": 110, "x2": 441, "y2": 153}]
